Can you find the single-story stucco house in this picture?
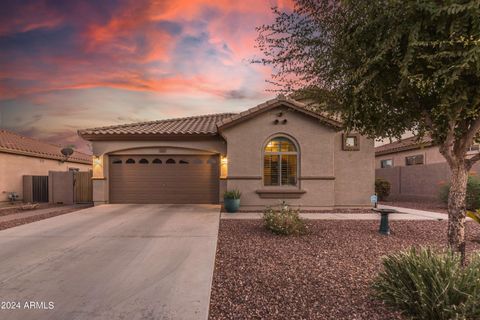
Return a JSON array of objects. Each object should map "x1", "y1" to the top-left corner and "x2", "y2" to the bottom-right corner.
[
  {"x1": 78, "y1": 97, "x2": 374, "y2": 209},
  {"x1": 0, "y1": 129, "x2": 92, "y2": 203},
  {"x1": 376, "y1": 135, "x2": 480, "y2": 169},
  {"x1": 375, "y1": 135, "x2": 480, "y2": 201}
]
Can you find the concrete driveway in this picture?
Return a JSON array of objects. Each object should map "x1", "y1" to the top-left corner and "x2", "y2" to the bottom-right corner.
[{"x1": 0, "y1": 204, "x2": 220, "y2": 320}]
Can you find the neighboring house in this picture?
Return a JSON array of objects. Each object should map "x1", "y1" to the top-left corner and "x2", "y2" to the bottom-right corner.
[
  {"x1": 0, "y1": 129, "x2": 92, "y2": 203},
  {"x1": 375, "y1": 135, "x2": 480, "y2": 201},
  {"x1": 78, "y1": 97, "x2": 374, "y2": 209},
  {"x1": 376, "y1": 135, "x2": 480, "y2": 169}
]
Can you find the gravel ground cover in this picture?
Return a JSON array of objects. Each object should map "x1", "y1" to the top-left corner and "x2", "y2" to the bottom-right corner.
[
  {"x1": 0, "y1": 203, "x2": 58, "y2": 217},
  {"x1": 0, "y1": 205, "x2": 92, "y2": 231},
  {"x1": 209, "y1": 220, "x2": 480, "y2": 320},
  {"x1": 224, "y1": 208, "x2": 373, "y2": 214},
  {"x1": 380, "y1": 201, "x2": 447, "y2": 213}
]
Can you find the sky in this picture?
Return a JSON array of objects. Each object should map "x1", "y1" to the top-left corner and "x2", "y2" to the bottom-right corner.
[{"x1": 0, "y1": 0, "x2": 294, "y2": 153}]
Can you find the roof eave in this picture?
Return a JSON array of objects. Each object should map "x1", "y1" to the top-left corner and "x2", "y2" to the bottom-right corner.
[
  {"x1": 0, "y1": 148, "x2": 91, "y2": 165},
  {"x1": 375, "y1": 142, "x2": 434, "y2": 156},
  {"x1": 79, "y1": 132, "x2": 220, "y2": 141}
]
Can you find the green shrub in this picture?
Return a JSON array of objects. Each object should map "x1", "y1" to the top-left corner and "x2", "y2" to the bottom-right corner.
[
  {"x1": 263, "y1": 205, "x2": 306, "y2": 236},
  {"x1": 439, "y1": 176, "x2": 480, "y2": 210},
  {"x1": 223, "y1": 189, "x2": 241, "y2": 199},
  {"x1": 373, "y1": 247, "x2": 480, "y2": 320},
  {"x1": 375, "y1": 178, "x2": 391, "y2": 201}
]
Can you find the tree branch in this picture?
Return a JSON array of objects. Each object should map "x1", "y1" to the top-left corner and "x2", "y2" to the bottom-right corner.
[
  {"x1": 459, "y1": 116, "x2": 480, "y2": 153},
  {"x1": 467, "y1": 152, "x2": 480, "y2": 169},
  {"x1": 439, "y1": 120, "x2": 457, "y2": 167},
  {"x1": 422, "y1": 111, "x2": 434, "y2": 131}
]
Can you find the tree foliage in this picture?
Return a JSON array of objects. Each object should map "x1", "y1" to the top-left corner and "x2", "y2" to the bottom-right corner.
[
  {"x1": 256, "y1": 0, "x2": 480, "y2": 258},
  {"x1": 256, "y1": 0, "x2": 480, "y2": 149}
]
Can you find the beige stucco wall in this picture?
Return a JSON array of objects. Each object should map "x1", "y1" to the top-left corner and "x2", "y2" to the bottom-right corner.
[
  {"x1": 221, "y1": 105, "x2": 374, "y2": 208},
  {"x1": 334, "y1": 133, "x2": 375, "y2": 206},
  {"x1": 90, "y1": 108, "x2": 374, "y2": 208},
  {"x1": 375, "y1": 146, "x2": 445, "y2": 168},
  {"x1": 90, "y1": 138, "x2": 226, "y2": 205},
  {"x1": 0, "y1": 152, "x2": 91, "y2": 203}
]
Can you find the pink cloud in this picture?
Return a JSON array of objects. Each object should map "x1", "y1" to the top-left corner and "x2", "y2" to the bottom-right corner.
[
  {"x1": 0, "y1": 0, "x2": 291, "y2": 101},
  {"x1": 0, "y1": 1, "x2": 64, "y2": 36}
]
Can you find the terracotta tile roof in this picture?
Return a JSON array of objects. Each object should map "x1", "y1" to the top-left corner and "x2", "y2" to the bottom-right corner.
[
  {"x1": 216, "y1": 97, "x2": 343, "y2": 130},
  {"x1": 375, "y1": 135, "x2": 434, "y2": 156},
  {"x1": 78, "y1": 113, "x2": 236, "y2": 140},
  {"x1": 0, "y1": 129, "x2": 91, "y2": 164},
  {"x1": 79, "y1": 97, "x2": 342, "y2": 141}
]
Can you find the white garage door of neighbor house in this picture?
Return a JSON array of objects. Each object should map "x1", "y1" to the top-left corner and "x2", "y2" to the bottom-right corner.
[{"x1": 109, "y1": 155, "x2": 219, "y2": 204}]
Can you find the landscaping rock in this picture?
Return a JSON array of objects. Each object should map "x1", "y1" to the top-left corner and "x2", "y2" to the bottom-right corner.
[
  {"x1": 20, "y1": 203, "x2": 39, "y2": 210},
  {"x1": 209, "y1": 220, "x2": 480, "y2": 320}
]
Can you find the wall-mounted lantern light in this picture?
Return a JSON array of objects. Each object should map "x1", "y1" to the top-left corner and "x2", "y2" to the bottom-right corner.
[
  {"x1": 93, "y1": 156, "x2": 102, "y2": 166},
  {"x1": 220, "y1": 155, "x2": 228, "y2": 179}
]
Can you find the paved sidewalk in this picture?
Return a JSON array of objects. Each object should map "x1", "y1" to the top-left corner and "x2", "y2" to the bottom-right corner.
[
  {"x1": 222, "y1": 205, "x2": 449, "y2": 221},
  {"x1": 378, "y1": 204, "x2": 449, "y2": 220}
]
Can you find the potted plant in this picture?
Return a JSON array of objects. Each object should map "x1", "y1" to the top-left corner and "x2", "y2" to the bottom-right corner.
[{"x1": 223, "y1": 189, "x2": 241, "y2": 213}]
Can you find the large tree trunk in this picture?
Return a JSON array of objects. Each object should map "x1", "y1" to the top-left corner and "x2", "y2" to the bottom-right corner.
[{"x1": 447, "y1": 163, "x2": 468, "y2": 264}]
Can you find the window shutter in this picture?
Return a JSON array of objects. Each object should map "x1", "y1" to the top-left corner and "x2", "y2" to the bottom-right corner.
[
  {"x1": 264, "y1": 155, "x2": 280, "y2": 186},
  {"x1": 281, "y1": 155, "x2": 297, "y2": 185},
  {"x1": 415, "y1": 155, "x2": 424, "y2": 164}
]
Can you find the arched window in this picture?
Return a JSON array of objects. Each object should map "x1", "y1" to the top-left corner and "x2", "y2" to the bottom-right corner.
[
  {"x1": 152, "y1": 159, "x2": 162, "y2": 164},
  {"x1": 179, "y1": 160, "x2": 189, "y2": 164},
  {"x1": 264, "y1": 137, "x2": 298, "y2": 186},
  {"x1": 112, "y1": 159, "x2": 122, "y2": 164},
  {"x1": 125, "y1": 158, "x2": 135, "y2": 164},
  {"x1": 166, "y1": 158, "x2": 176, "y2": 164},
  {"x1": 139, "y1": 158, "x2": 149, "y2": 164}
]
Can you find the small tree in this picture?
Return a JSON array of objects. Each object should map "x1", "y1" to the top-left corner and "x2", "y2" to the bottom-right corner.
[{"x1": 256, "y1": 0, "x2": 480, "y2": 261}]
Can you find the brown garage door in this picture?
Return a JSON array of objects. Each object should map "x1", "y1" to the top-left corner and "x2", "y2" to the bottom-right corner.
[{"x1": 109, "y1": 155, "x2": 219, "y2": 204}]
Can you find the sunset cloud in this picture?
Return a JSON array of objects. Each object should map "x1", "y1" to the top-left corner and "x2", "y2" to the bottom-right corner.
[{"x1": 0, "y1": 0, "x2": 292, "y2": 152}]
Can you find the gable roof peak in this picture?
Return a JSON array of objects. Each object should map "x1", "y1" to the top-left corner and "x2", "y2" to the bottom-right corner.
[{"x1": 216, "y1": 97, "x2": 342, "y2": 131}]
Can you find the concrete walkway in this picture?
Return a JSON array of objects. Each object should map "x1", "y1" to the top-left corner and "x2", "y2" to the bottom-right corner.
[{"x1": 222, "y1": 205, "x2": 449, "y2": 221}]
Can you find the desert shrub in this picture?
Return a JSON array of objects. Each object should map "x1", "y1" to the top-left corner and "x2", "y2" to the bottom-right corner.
[
  {"x1": 223, "y1": 189, "x2": 241, "y2": 199},
  {"x1": 375, "y1": 178, "x2": 391, "y2": 201},
  {"x1": 373, "y1": 247, "x2": 480, "y2": 320},
  {"x1": 263, "y1": 205, "x2": 306, "y2": 236},
  {"x1": 439, "y1": 176, "x2": 480, "y2": 210}
]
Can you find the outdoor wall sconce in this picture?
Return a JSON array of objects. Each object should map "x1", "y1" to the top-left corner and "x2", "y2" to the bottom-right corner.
[
  {"x1": 220, "y1": 155, "x2": 228, "y2": 179},
  {"x1": 93, "y1": 156, "x2": 102, "y2": 166}
]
